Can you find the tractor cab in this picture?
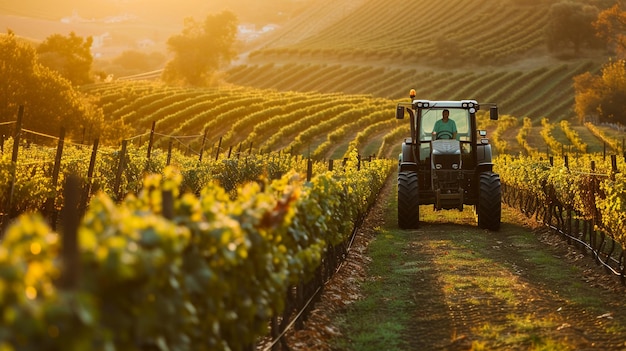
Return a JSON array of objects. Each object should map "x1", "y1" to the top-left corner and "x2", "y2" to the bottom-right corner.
[{"x1": 415, "y1": 102, "x2": 472, "y2": 164}]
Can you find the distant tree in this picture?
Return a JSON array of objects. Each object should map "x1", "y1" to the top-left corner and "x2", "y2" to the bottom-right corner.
[
  {"x1": 0, "y1": 31, "x2": 105, "y2": 141},
  {"x1": 113, "y1": 50, "x2": 166, "y2": 73},
  {"x1": 574, "y1": 59, "x2": 626, "y2": 125},
  {"x1": 546, "y1": 1, "x2": 600, "y2": 54},
  {"x1": 37, "y1": 32, "x2": 93, "y2": 85},
  {"x1": 162, "y1": 11, "x2": 238, "y2": 86},
  {"x1": 573, "y1": 71, "x2": 604, "y2": 123},
  {"x1": 594, "y1": 3, "x2": 626, "y2": 58}
]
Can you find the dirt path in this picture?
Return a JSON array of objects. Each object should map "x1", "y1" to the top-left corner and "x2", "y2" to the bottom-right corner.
[
  {"x1": 403, "y1": 220, "x2": 626, "y2": 350},
  {"x1": 283, "y1": 174, "x2": 626, "y2": 350}
]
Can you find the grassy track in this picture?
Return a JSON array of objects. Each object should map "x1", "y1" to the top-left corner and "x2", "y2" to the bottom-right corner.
[{"x1": 332, "y1": 175, "x2": 626, "y2": 350}]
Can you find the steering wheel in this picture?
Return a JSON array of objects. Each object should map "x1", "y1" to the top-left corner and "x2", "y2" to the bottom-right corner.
[{"x1": 435, "y1": 131, "x2": 454, "y2": 140}]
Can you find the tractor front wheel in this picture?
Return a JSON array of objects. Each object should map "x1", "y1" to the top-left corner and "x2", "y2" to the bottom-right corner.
[
  {"x1": 477, "y1": 172, "x2": 501, "y2": 231},
  {"x1": 398, "y1": 171, "x2": 420, "y2": 229}
]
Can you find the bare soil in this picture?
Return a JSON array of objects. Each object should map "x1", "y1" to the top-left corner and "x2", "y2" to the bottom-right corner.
[{"x1": 281, "y1": 175, "x2": 626, "y2": 350}]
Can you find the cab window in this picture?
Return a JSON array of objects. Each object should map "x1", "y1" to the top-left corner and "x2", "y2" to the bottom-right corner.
[{"x1": 419, "y1": 108, "x2": 470, "y2": 141}]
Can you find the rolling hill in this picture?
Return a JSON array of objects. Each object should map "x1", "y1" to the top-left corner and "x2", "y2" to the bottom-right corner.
[
  {"x1": 77, "y1": 0, "x2": 620, "y2": 159},
  {"x1": 226, "y1": 0, "x2": 607, "y2": 121}
]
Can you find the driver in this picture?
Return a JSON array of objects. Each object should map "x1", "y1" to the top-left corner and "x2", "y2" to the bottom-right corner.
[{"x1": 432, "y1": 109, "x2": 457, "y2": 139}]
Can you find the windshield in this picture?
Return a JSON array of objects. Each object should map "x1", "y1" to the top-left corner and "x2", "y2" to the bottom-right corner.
[{"x1": 419, "y1": 108, "x2": 470, "y2": 141}]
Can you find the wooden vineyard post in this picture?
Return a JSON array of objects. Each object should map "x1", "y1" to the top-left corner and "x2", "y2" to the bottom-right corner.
[
  {"x1": 167, "y1": 138, "x2": 173, "y2": 166},
  {"x1": 145, "y1": 121, "x2": 155, "y2": 171},
  {"x1": 114, "y1": 139, "x2": 128, "y2": 201},
  {"x1": 611, "y1": 155, "x2": 618, "y2": 181},
  {"x1": 307, "y1": 158, "x2": 313, "y2": 181},
  {"x1": 215, "y1": 136, "x2": 223, "y2": 161},
  {"x1": 80, "y1": 138, "x2": 99, "y2": 216},
  {"x1": 59, "y1": 174, "x2": 81, "y2": 289},
  {"x1": 11, "y1": 106, "x2": 23, "y2": 165},
  {"x1": 590, "y1": 159, "x2": 598, "y2": 246},
  {"x1": 45, "y1": 127, "x2": 65, "y2": 229},
  {"x1": 3, "y1": 105, "x2": 24, "y2": 230},
  {"x1": 199, "y1": 128, "x2": 208, "y2": 162},
  {"x1": 162, "y1": 190, "x2": 174, "y2": 220}
]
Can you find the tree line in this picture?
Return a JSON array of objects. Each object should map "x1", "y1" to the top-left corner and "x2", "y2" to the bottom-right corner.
[
  {"x1": 1, "y1": 11, "x2": 238, "y2": 145},
  {"x1": 547, "y1": 1, "x2": 626, "y2": 126}
]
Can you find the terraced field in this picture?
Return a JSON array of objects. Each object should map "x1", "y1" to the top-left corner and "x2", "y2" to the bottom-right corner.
[
  {"x1": 82, "y1": 82, "x2": 402, "y2": 159},
  {"x1": 83, "y1": 81, "x2": 621, "y2": 161},
  {"x1": 225, "y1": 0, "x2": 606, "y2": 122},
  {"x1": 84, "y1": 0, "x2": 621, "y2": 159}
]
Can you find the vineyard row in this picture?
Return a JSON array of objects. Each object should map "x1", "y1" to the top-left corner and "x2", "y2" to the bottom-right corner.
[
  {"x1": 84, "y1": 81, "x2": 626, "y2": 164},
  {"x1": 496, "y1": 153, "x2": 626, "y2": 272},
  {"x1": 82, "y1": 82, "x2": 401, "y2": 159},
  {"x1": 0, "y1": 148, "x2": 394, "y2": 350},
  {"x1": 0, "y1": 106, "x2": 385, "y2": 233},
  {"x1": 224, "y1": 60, "x2": 599, "y2": 121}
]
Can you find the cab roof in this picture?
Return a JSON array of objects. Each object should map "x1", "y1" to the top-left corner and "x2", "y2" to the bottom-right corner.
[{"x1": 412, "y1": 100, "x2": 478, "y2": 109}]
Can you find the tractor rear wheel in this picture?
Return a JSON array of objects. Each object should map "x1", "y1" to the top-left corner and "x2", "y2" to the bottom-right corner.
[
  {"x1": 477, "y1": 172, "x2": 501, "y2": 231},
  {"x1": 398, "y1": 171, "x2": 420, "y2": 229}
]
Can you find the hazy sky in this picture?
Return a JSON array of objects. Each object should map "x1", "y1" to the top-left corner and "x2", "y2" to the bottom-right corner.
[
  {"x1": 0, "y1": 0, "x2": 314, "y2": 59},
  {"x1": 0, "y1": 0, "x2": 311, "y2": 24}
]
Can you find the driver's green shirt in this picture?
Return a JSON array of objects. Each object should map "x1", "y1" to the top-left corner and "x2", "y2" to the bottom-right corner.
[{"x1": 433, "y1": 119, "x2": 457, "y2": 139}]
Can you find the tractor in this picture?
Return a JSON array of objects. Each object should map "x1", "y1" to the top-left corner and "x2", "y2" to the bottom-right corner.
[{"x1": 395, "y1": 90, "x2": 501, "y2": 230}]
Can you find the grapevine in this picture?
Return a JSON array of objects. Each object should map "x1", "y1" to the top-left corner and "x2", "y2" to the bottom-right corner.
[
  {"x1": 496, "y1": 153, "x2": 626, "y2": 249},
  {"x1": 0, "y1": 152, "x2": 394, "y2": 350},
  {"x1": 560, "y1": 120, "x2": 587, "y2": 153}
]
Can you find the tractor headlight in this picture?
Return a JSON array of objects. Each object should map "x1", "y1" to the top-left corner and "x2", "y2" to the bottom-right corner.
[
  {"x1": 452, "y1": 164, "x2": 459, "y2": 170},
  {"x1": 469, "y1": 107, "x2": 476, "y2": 114},
  {"x1": 435, "y1": 164, "x2": 442, "y2": 170}
]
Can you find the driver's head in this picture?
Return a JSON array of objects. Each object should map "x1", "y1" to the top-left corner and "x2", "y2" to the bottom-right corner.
[{"x1": 442, "y1": 109, "x2": 449, "y2": 120}]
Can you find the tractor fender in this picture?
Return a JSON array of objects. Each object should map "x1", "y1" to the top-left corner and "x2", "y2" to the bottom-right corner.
[
  {"x1": 399, "y1": 139, "x2": 418, "y2": 172},
  {"x1": 476, "y1": 143, "x2": 493, "y2": 173},
  {"x1": 476, "y1": 143, "x2": 493, "y2": 164}
]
